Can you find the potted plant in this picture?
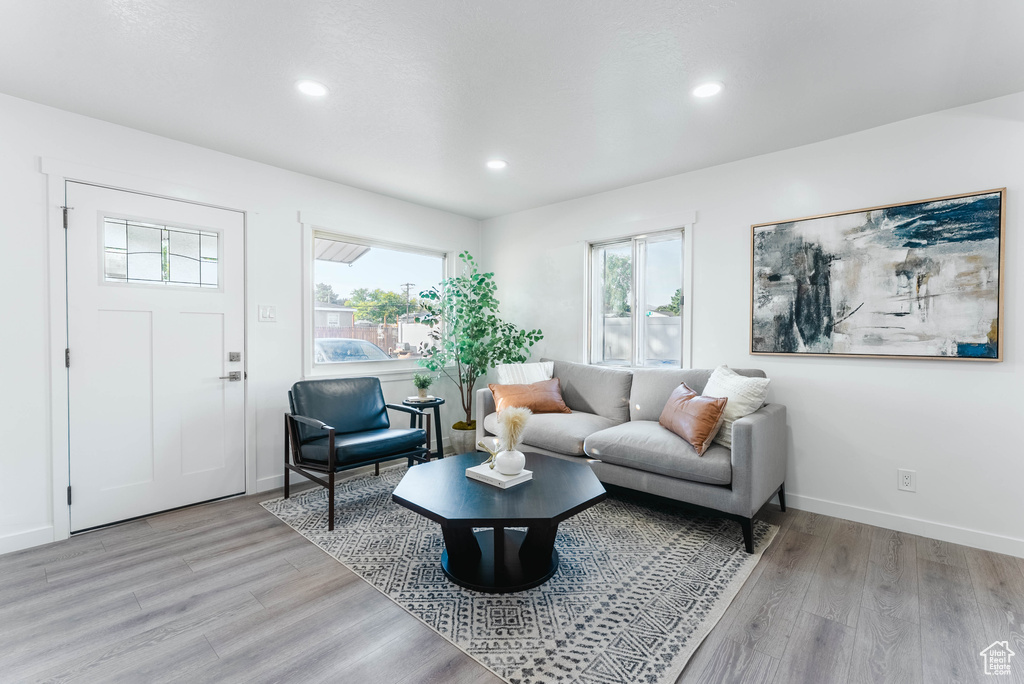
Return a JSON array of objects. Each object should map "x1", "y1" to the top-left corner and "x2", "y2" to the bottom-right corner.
[
  {"x1": 412, "y1": 373, "x2": 433, "y2": 400},
  {"x1": 417, "y1": 252, "x2": 543, "y2": 455}
]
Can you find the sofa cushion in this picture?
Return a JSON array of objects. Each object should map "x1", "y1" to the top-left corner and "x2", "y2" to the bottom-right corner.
[
  {"x1": 544, "y1": 358, "x2": 632, "y2": 423},
  {"x1": 484, "y1": 410, "x2": 615, "y2": 456},
  {"x1": 658, "y1": 383, "x2": 727, "y2": 456},
  {"x1": 629, "y1": 368, "x2": 767, "y2": 422},
  {"x1": 495, "y1": 361, "x2": 554, "y2": 385},
  {"x1": 703, "y1": 366, "x2": 771, "y2": 449},
  {"x1": 488, "y1": 378, "x2": 571, "y2": 414},
  {"x1": 583, "y1": 421, "x2": 732, "y2": 485}
]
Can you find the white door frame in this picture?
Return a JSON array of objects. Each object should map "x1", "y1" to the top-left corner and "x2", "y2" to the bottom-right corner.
[{"x1": 43, "y1": 158, "x2": 251, "y2": 542}]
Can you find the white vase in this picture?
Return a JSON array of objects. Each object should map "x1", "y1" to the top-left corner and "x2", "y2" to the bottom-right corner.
[
  {"x1": 494, "y1": 449, "x2": 526, "y2": 476},
  {"x1": 417, "y1": 387, "x2": 428, "y2": 400}
]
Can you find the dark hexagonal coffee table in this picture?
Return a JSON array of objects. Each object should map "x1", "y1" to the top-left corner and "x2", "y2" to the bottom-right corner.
[{"x1": 392, "y1": 451, "x2": 606, "y2": 593}]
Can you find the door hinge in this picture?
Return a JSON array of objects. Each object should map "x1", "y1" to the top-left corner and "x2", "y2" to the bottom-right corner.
[
  {"x1": 67, "y1": 486, "x2": 72, "y2": 506},
  {"x1": 62, "y1": 205, "x2": 69, "y2": 229},
  {"x1": 65, "y1": 348, "x2": 71, "y2": 368}
]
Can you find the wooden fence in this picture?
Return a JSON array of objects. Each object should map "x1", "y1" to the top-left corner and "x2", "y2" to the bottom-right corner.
[{"x1": 315, "y1": 326, "x2": 400, "y2": 353}]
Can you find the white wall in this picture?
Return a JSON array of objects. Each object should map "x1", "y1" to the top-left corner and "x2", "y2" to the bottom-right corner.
[
  {"x1": 0, "y1": 93, "x2": 479, "y2": 553},
  {"x1": 481, "y1": 92, "x2": 1024, "y2": 557}
]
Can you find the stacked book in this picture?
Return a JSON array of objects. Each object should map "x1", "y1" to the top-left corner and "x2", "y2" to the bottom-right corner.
[{"x1": 465, "y1": 464, "x2": 533, "y2": 489}]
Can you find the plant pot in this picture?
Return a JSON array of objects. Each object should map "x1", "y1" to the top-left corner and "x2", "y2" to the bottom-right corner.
[
  {"x1": 494, "y1": 449, "x2": 526, "y2": 476},
  {"x1": 417, "y1": 388, "x2": 428, "y2": 400},
  {"x1": 449, "y1": 427, "x2": 477, "y2": 456}
]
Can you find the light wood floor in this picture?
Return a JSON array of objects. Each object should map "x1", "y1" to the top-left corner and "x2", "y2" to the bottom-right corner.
[{"x1": 1, "y1": 485, "x2": 1021, "y2": 683}]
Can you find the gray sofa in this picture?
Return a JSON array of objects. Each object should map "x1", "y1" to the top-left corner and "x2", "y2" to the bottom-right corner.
[{"x1": 476, "y1": 359, "x2": 787, "y2": 552}]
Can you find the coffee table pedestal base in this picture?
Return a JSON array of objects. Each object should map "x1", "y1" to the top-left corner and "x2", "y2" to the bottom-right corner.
[{"x1": 441, "y1": 528, "x2": 559, "y2": 593}]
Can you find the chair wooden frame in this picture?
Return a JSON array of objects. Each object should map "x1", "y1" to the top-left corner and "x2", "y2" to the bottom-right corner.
[{"x1": 284, "y1": 403, "x2": 431, "y2": 531}]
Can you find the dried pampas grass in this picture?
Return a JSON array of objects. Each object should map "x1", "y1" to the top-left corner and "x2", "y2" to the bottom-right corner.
[{"x1": 497, "y1": 407, "x2": 532, "y2": 452}]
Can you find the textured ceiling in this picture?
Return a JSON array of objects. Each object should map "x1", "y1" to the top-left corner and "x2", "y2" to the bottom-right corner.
[{"x1": 2, "y1": 1, "x2": 1023, "y2": 218}]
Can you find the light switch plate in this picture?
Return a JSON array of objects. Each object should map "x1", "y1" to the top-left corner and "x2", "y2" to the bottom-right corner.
[{"x1": 258, "y1": 305, "x2": 277, "y2": 323}]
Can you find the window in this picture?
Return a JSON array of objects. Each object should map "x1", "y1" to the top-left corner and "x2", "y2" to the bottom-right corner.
[
  {"x1": 589, "y1": 231, "x2": 683, "y2": 367},
  {"x1": 312, "y1": 233, "x2": 446, "y2": 364},
  {"x1": 103, "y1": 217, "x2": 218, "y2": 288}
]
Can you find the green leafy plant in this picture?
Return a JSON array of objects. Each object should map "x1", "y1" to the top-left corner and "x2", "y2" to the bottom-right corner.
[
  {"x1": 602, "y1": 252, "x2": 632, "y2": 316},
  {"x1": 315, "y1": 282, "x2": 341, "y2": 304},
  {"x1": 345, "y1": 287, "x2": 417, "y2": 324},
  {"x1": 417, "y1": 252, "x2": 543, "y2": 428},
  {"x1": 654, "y1": 288, "x2": 682, "y2": 315},
  {"x1": 412, "y1": 373, "x2": 433, "y2": 390}
]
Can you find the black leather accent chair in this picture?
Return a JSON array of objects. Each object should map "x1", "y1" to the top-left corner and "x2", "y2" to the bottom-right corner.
[{"x1": 284, "y1": 377, "x2": 430, "y2": 530}]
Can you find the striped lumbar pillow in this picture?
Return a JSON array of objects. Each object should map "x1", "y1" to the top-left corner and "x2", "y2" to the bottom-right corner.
[{"x1": 495, "y1": 361, "x2": 554, "y2": 385}]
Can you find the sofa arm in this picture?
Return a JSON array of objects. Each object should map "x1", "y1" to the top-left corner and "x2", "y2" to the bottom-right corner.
[
  {"x1": 476, "y1": 387, "x2": 496, "y2": 445},
  {"x1": 730, "y1": 403, "x2": 788, "y2": 518}
]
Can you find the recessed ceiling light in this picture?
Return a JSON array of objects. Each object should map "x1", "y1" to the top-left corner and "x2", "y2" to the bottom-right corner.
[
  {"x1": 296, "y1": 80, "x2": 329, "y2": 97},
  {"x1": 486, "y1": 159, "x2": 508, "y2": 170},
  {"x1": 692, "y1": 81, "x2": 724, "y2": 98}
]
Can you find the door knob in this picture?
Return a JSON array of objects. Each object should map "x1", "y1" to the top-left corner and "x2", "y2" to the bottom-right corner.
[{"x1": 219, "y1": 371, "x2": 242, "y2": 381}]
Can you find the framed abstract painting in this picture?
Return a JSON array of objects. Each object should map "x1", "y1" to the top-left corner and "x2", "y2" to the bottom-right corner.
[{"x1": 751, "y1": 189, "x2": 1005, "y2": 360}]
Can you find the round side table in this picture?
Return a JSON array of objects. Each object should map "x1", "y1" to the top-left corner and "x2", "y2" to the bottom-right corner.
[{"x1": 402, "y1": 397, "x2": 446, "y2": 461}]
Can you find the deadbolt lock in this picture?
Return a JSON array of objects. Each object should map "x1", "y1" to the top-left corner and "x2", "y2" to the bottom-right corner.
[{"x1": 228, "y1": 352, "x2": 242, "y2": 362}]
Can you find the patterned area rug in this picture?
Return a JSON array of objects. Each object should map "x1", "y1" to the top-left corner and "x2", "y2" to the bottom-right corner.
[{"x1": 262, "y1": 466, "x2": 776, "y2": 684}]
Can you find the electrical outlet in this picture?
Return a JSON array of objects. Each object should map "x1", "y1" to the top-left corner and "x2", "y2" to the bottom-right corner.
[{"x1": 897, "y1": 469, "x2": 916, "y2": 492}]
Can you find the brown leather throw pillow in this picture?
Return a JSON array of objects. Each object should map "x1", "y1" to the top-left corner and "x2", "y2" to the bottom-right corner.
[
  {"x1": 489, "y1": 378, "x2": 572, "y2": 414},
  {"x1": 658, "y1": 382, "x2": 728, "y2": 456}
]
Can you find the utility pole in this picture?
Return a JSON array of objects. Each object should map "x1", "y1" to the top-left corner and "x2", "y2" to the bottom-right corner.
[{"x1": 400, "y1": 282, "x2": 415, "y2": 321}]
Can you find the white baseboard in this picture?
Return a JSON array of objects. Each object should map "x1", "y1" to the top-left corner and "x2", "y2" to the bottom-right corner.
[
  {"x1": 0, "y1": 525, "x2": 55, "y2": 556},
  {"x1": 256, "y1": 472, "x2": 317, "y2": 493},
  {"x1": 786, "y1": 493, "x2": 1024, "y2": 559}
]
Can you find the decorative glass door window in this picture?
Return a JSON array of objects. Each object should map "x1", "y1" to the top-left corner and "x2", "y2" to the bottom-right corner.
[{"x1": 103, "y1": 217, "x2": 219, "y2": 288}]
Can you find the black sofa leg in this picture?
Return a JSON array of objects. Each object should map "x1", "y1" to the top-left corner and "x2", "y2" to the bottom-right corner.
[
  {"x1": 328, "y1": 471, "x2": 336, "y2": 532},
  {"x1": 778, "y1": 483, "x2": 786, "y2": 512},
  {"x1": 284, "y1": 467, "x2": 290, "y2": 499},
  {"x1": 740, "y1": 517, "x2": 754, "y2": 554},
  {"x1": 375, "y1": 463, "x2": 380, "y2": 476}
]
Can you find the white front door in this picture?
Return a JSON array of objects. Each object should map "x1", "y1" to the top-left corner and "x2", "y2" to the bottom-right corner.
[{"x1": 65, "y1": 182, "x2": 245, "y2": 531}]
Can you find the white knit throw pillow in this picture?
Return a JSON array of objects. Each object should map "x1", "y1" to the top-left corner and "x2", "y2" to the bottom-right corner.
[
  {"x1": 495, "y1": 362, "x2": 554, "y2": 385},
  {"x1": 701, "y1": 366, "x2": 771, "y2": 448}
]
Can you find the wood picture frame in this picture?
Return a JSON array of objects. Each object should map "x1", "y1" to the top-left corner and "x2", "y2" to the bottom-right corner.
[{"x1": 750, "y1": 188, "x2": 1005, "y2": 361}]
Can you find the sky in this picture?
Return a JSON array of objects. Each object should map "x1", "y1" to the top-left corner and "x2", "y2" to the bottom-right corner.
[
  {"x1": 315, "y1": 246, "x2": 445, "y2": 304},
  {"x1": 645, "y1": 237, "x2": 682, "y2": 308}
]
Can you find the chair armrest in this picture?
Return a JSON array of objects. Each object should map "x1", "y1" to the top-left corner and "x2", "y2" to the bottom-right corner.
[
  {"x1": 730, "y1": 403, "x2": 788, "y2": 518},
  {"x1": 476, "y1": 387, "x2": 496, "y2": 445},
  {"x1": 386, "y1": 403, "x2": 426, "y2": 417},
  {"x1": 288, "y1": 414, "x2": 334, "y2": 431},
  {"x1": 285, "y1": 413, "x2": 337, "y2": 470}
]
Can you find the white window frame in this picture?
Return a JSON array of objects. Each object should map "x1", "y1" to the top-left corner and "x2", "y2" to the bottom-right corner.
[
  {"x1": 300, "y1": 215, "x2": 449, "y2": 379},
  {"x1": 325, "y1": 312, "x2": 341, "y2": 327},
  {"x1": 585, "y1": 215, "x2": 694, "y2": 368}
]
